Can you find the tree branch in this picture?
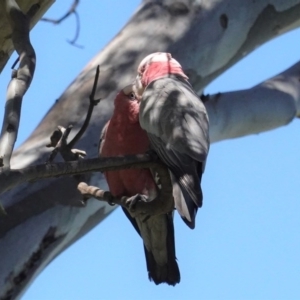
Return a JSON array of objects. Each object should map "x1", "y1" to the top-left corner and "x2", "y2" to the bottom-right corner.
[
  {"x1": 1, "y1": 0, "x2": 300, "y2": 297},
  {"x1": 45, "y1": 65, "x2": 100, "y2": 163},
  {"x1": 0, "y1": 0, "x2": 36, "y2": 170},
  {"x1": 67, "y1": 10, "x2": 82, "y2": 48},
  {"x1": 0, "y1": 0, "x2": 54, "y2": 73},
  {"x1": 77, "y1": 159, "x2": 174, "y2": 218},
  {"x1": 0, "y1": 154, "x2": 155, "y2": 196},
  {"x1": 41, "y1": 0, "x2": 79, "y2": 24},
  {"x1": 41, "y1": 0, "x2": 82, "y2": 48},
  {"x1": 68, "y1": 65, "x2": 101, "y2": 148},
  {"x1": 206, "y1": 60, "x2": 300, "y2": 143}
]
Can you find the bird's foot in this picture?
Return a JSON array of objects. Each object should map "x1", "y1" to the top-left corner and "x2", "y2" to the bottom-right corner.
[
  {"x1": 126, "y1": 193, "x2": 149, "y2": 211},
  {"x1": 126, "y1": 194, "x2": 151, "y2": 222}
]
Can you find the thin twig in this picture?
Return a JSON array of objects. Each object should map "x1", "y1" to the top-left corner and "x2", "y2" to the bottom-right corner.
[
  {"x1": 11, "y1": 57, "x2": 19, "y2": 69},
  {"x1": 69, "y1": 65, "x2": 101, "y2": 148},
  {"x1": 46, "y1": 65, "x2": 100, "y2": 163},
  {"x1": 67, "y1": 10, "x2": 83, "y2": 48},
  {"x1": 41, "y1": 0, "x2": 79, "y2": 23},
  {"x1": 41, "y1": 0, "x2": 82, "y2": 47}
]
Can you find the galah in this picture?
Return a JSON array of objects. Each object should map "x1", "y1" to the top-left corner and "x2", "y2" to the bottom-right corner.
[
  {"x1": 134, "y1": 52, "x2": 209, "y2": 229},
  {"x1": 99, "y1": 85, "x2": 180, "y2": 285}
]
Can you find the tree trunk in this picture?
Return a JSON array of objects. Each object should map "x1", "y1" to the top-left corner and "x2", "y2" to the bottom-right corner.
[{"x1": 1, "y1": 0, "x2": 300, "y2": 298}]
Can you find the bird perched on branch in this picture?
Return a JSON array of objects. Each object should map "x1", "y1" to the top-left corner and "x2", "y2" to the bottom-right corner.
[
  {"x1": 134, "y1": 52, "x2": 210, "y2": 229},
  {"x1": 99, "y1": 84, "x2": 180, "y2": 285}
]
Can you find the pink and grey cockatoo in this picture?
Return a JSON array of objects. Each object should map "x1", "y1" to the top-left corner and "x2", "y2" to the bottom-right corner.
[
  {"x1": 99, "y1": 85, "x2": 180, "y2": 285},
  {"x1": 134, "y1": 52, "x2": 210, "y2": 229}
]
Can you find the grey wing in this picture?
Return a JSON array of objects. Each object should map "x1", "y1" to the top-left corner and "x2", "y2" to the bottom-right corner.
[
  {"x1": 148, "y1": 133, "x2": 202, "y2": 229},
  {"x1": 140, "y1": 77, "x2": 209, "y2": 228},
  {"x1": 140, "y1": 77, "x2": 209, "y2": 165}
]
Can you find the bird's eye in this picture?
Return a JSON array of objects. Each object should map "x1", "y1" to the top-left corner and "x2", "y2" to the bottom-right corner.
[{"x1": 128, "y1": 92, "x2": 136, "y2": 100}]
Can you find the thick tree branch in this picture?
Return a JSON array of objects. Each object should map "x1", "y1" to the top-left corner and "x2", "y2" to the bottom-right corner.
[
  {"x1": 207, "y1": 60, "x2": 300, "y2": 142},
  {"x1": 0, "y1": 0, "x2": 36, "y2": 170},
  {"x1": 0, "y1": 154, "x2": 155, "y2": 196},
  {"x1": 0, "y1": 0, "x2": 54, "y2": 73},
  {"x1": 77, "y1": 160, "x2": 174, "y2": 218}
]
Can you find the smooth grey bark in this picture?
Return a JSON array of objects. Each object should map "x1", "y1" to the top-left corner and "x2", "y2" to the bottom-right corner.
[
  {"x1": 0, "y1": 0, "x2": 54, "y2": 73},
  {"x1": 0, "y1": 0, "x2": 37, "y2": 170},
  {"x1": 1, "y1": 0, "x2": 300, "y2": 298}
]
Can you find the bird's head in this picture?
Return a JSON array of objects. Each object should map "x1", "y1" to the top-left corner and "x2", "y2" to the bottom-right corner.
[
  {"x1": 114, "y1": 84, "x2": 140, "y2": 123},
  {"x1": 134, "y1": 52, "x2": 188, "y2": 97}
]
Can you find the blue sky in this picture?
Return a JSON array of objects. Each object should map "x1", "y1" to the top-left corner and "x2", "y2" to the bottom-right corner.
[{"x1": 1, "y1": 1, "x2": 300, "y2": 299}]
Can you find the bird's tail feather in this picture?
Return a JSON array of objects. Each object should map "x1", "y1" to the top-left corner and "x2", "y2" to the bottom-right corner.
[
  {"x1": 144, "y1": 213, "x2": 180, "y2": 286},
  {"x1": 171, "y1": 170, "x2": 202, "y2": 229}
]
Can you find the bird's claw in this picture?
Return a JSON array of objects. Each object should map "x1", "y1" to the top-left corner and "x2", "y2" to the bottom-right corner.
[
  {"x1": 107, "y1": 194, "x2": 116, "y2": 206},
  {"x1": 126, "y1": 193, "x2": 149, "y2": 212},
  {"x1": 126, "y1": 194, "x2": 152, "y2": 222}
]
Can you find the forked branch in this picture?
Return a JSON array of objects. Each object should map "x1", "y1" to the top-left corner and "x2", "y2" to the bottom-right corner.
[
  {"x1": 41, "y1": 0, "x2": 82, "y2": 47},
  {"x1": 46, "y1": 65, "x2": 100, "y2": 162}
]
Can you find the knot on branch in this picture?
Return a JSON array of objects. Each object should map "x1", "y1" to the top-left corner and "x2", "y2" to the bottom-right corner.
[{"x1": 46, "y1": 125, "x2": 86, "y2": 163}]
